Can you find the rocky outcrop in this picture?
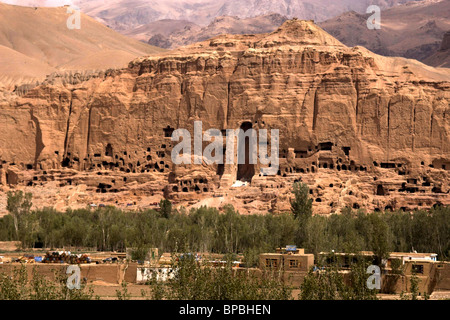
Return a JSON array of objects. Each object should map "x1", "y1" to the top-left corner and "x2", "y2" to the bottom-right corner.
[
  {"x1": 424, "y1": 31, "x2": 450, "y2": 68},
  {"x1": 0, "y1": 19, "x2": 449, "y2": 214},
  {"x1": 440, "y1": 31, "x2": 450, "y2": 51},
  {"x1": 148, "y1": 34, "x2": 173, "y2": 49}
]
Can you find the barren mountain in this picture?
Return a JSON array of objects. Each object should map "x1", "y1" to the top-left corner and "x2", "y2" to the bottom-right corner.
[
  {"x1": 0, "y1": 3, "x2": 164, "y2": 88},
  {"x1": 1, "y1": 19, "x2": 448, "y2": 214},
  {"x1": 143, "y1": 14, "x2": 288, "y2": 49},
  {"x1": 123, "y1": 19, "x2": 201, "y2": 43},
  {"x1": 74, "y1": 0, "x2": 416, "y2": 31},
  {"x1": 319, "y1": 0, "x2": 450, "y2": 66}
]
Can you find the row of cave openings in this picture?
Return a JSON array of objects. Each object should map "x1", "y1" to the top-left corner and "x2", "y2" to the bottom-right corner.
[
  {"x1": 288, "y1": 142, "x2": 350, "y2": 159},
  {"x1": 308, "y1": 181, "x2": 445, "y2": 213},
  {"x1": 61, "y1": 142, "x2": 173, "y2": 174},
  {"x1": 375, "y1": 202, "x2": 444, "y2": 212},
  {"x1": 275, "y1": 159, "x2": 368, "y2": 178},
  {"x1": 171, "y1": 178, "x2": 210, "y2": 193},
  {"x1": 94, "y1": 175, "x2": 167, "y2": 194},
  {"x1": 373, "y1": 160, "x2": 450, "y2": 174},
  {"x1": 375, "y1": 176, "x2": 444, "y2": 196}
]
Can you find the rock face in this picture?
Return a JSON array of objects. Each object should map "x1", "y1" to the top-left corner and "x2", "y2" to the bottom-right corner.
[
  {"x1": 0, "y1": 19, "x2": 449, "y2": 215},
  {"x1": 441, "y1": 32, "x2": 450, "y2": 51},
  {"x1": 148, "y1": 33, "x2": 173, "y2": 49},
  {"x1": 424, "y1": 31, "x2": 450, "y2": 68}
]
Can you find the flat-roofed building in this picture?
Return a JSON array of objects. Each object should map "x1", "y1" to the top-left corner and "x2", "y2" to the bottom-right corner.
[
  {"x1": 260, "y1": 247, "x2": 313, "y2": 272},
  {"x1": 259, "y1": 247, "x2": 314, "y2": 286}
]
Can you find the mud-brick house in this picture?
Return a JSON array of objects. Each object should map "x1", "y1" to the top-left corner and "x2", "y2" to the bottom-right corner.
[{"x1": 259, "y1": 247, "x2": 314, "y2": 286}]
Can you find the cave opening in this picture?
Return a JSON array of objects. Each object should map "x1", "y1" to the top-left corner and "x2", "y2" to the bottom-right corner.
[
  {"x1": 164, "y1": 126, "x2": 175, "y2": 138},
  {"x1": 217, "y1": 147, "x2": 226, "y2": 176},
  {"x1": 377, "y1": 184, "x2": 385, "y2": 196},
  {"x1": 105, "y1": 143, "x2": 113, "y2": 157},
  {"x1": 236, "y1": 122, "x2": 255, "y2": 182},
  {"x1": 62, "y1": 157, "x2": 70, "y2": 168}
]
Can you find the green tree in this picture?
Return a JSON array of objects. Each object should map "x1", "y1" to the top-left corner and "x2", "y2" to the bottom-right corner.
[
  {"x1": 299, "y1": 264, "x2": 347, "y2": 300},
  {"x1": 159, "y1": 199, "x2": 172, "y2": 219},
  {"x1": 300, "y1": 258, "x2": 378, "y2": 300},
  {"x1": 0, "y1": 265, "x2": 96, "y2": 300},
  {"x1": 154, "y1": 255, "x2": 292, "y2": 300},
  {"x1": 291, "y1": 182, "x2": 312, "y2": 220},
  {"x1": 304, "y1": 215, "x2": 328, "y2": 259},
  {"x1": 291, "y1": 182, "x2": 313, "y2": 248},
  {"x1": 0, "y1": 265, "x2": 29, "y2": 300},
  {"x1": 116, "y1": 281, "x2": 131, "y2": 300},
  {"x1": 368, "y1": 213, "x2": 391, "y2": 266},
  {"x1": 409, "y1": 265, "x2": 420, "y2": 301},
  {"x1": 130, "y1": 243, "x2": 150, "y2": 262},
  {"x1": 6, "y1": 190, "x2": 32, "y2": 239},
  {"x1": 347, "y1": 257, "x2": 378, "y2": 300}
]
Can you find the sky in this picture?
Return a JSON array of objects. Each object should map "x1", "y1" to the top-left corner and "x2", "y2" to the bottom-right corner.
[{"x1": 0, "y1": 0, "x2": 77, "y2": 6}]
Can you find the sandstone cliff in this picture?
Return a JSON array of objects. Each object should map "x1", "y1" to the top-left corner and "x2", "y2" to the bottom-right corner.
[{"x1": 0, "y1": 19, "x2": 449, "y2": 215}]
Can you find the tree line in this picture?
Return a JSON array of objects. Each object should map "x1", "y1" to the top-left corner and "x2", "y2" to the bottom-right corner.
[{"x1": 0, "y1": 185, "x2": 449, "y2": 266}]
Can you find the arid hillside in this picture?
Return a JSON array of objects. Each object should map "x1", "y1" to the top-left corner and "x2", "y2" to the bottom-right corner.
[
  {"x1": 320, "y1": 0, "x2": 450, "y2": 67},
  {"x1": 142, "y1": 14, "x2": 288, "y2": 49},
  {"x1": 0, "y1": 3, "x2": 165, "y2": 89}
]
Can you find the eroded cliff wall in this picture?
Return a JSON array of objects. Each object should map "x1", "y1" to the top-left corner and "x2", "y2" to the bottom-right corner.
[{"x1": 0, "y1": 20, "x2": 449, "y2": 214}]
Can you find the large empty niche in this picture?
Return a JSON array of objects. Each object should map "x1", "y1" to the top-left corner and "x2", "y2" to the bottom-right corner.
[
  {"x1": 105, "y1": 143, "x2": 113, "y2": 157},
  {"x1": 217, "y1": 147, "x2": 226, "y2": 176},
  {"x1": 236, "y1": 122, "x2": 255, "y2": 182},
  {"x1": 163, "y1": 126, "x2": 175, "y2": 138},
  {"x1": 319, "y1": 142, "x2": 333, "y2": 151},
  {"x1": 376, "y1": 184, "x2": 386, "y2": 196}
]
